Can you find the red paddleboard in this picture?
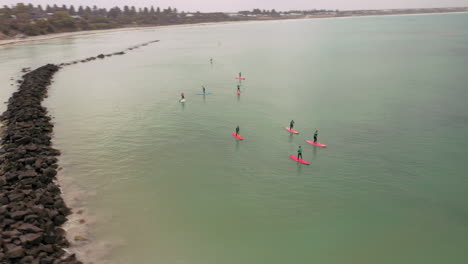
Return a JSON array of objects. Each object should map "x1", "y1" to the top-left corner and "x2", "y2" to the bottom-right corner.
[
  {"x1": 285, "y1": 127, "x2": 299, "y2": 134},
  {"x1": 306, "y1": 140, "x2": 327, "y2": 147},
  {"x1": 237, "y1": 91, "x2": 241, "y2": 94},
  {"x1": 232, "y1": 132, "x2": 244, "y2": 140},
  {"x1": 236, "y1": 77, "x2": 246, "y2": 80},
  {"x1": 289, "y1": 155, "x2": 310, "y2": 165}
]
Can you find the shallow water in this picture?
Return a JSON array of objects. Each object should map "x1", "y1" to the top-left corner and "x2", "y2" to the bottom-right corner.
[{"x1": 2, "y1": 13, "x2": 468, "y2": 264}]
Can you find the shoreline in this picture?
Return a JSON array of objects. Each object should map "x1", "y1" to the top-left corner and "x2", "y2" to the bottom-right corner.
[
  {"x1": 1, "y1": 11, "x2": 467, "y2": 47},
  {"x1": 0, "y1": 20, "x2": 254, "y2": 47}
]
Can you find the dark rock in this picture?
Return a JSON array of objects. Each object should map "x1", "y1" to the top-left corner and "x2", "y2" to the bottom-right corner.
[
  {"x1": 18, "y1": 169, "x2": 38, "y2": 180},
  {"x1": 43, "y1": 168, "x2": 56, "y2": 178},
  {"x1": 24, "y1": 214, "x2": 39, "y2": 222},
  {"x1": 53, "y1": 215, "x2": 66, "y2": 225},
  {"x1": 16, "y1": 136, "x2": 32, "y2": 145},
  {"x1": 8, "y1": 192, "x2": 25, "y2": 202},
  {"x1": 20, "y1": 233, "x2": 43, "y2": 245},
  {"x1": 20, "y1": 255, "x2": 34, "y2": 263},
  {"x1": 41, "y1": 257, "x2": 55, "y2": 264},
  {"x1": 6, "y1": 245, "x2": 24, "y2": 258},
  {"x1": 23, "y1": 157, "x2": 37, "y2": 165},
  {"x1": 38, "y1": 244, "x2": 53, "y2": 253},
  {"x1": 10, "y1": 210, "x2": 28, "y2": 220},
  {"x1": 18, "y1": 223, "x2": 43, "y2": 233}
]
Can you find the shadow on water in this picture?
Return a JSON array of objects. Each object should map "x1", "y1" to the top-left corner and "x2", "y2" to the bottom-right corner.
[
  {"x1": 313, "y1": 145, "x2": 317, "y2": 158},
  {"x1": 289, "y1": 133, "x2": 294, "y2": 143},
  {"x1": 235, "y1": 139, "x2": 240, "y2": 151},
  {"x1": 203, "y1": 94, "x2": 206, "y2": 104},
  {"x1": 296, "y1": 161, "x2": 303, "y2": 175},
  {"x1": 237, "y1": 93, "x2": 240, "y2": 102},
  {"x1": 180, "y1": 101, "x2": 185, "y2": 111}
]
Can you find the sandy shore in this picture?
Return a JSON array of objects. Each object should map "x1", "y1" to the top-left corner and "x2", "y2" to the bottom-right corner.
[{"x1": 0, "y1": 20, "x2": 254, "y2": 47}]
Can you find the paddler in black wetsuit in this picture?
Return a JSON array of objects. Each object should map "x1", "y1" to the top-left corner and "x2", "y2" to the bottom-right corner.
[
  {"x1": 290, "y1": 120, "x2": 295, "y2": 130},
  {"x1": 202, "y1": 85, "x2": 206, "y2": 94},
  {"x1": 314, "y1": 129, "x2": 319, "y2": 143},
  {"x1": 236, "y1": 125, "x2": 240, "y2": 136},
  {"x1": 237, "y1": 85, "x2": 241, "y2": 92}
]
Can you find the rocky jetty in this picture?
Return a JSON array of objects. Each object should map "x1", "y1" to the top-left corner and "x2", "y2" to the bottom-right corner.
[
  {"x1": 1, "y1": 39, "x2": 159, "y2": 263},
  {"x1": 0, "y1": 64, "x2": 81, "y2": 263}
]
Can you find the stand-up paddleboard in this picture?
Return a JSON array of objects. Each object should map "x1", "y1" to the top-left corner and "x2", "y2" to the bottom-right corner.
[
  {"x1": 289, "y1": 155, "x2": 310, "y2": 165},
  {"x1": 306, "y1": 140, "x2": 327, "y2": 147},
  {"x1": 180, "y1": 99, "x2": 186, "y2": 103},
  {"x1": 196, "y1": 92, "x2": 212, "y2": 95},
  {"x1": 236, "y1": 77, "x2": 246, "y2": 80},
  {"x1": 237, "y1": 91, "x2": 241, "y2": 95},
  {"x1": 285, "y1": 127, "x2": 299, "y2": 134},
  {"x1": 232, "y1": 132, "x2": 244, "y2": 140}
]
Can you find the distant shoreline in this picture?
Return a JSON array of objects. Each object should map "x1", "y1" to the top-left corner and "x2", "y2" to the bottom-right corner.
[
  {"x1": 1, "y1": 11, "x2": 467, "y2": 47},
  {"x1": 0, "y1": 20, "x2": 252, "y2": 47}
]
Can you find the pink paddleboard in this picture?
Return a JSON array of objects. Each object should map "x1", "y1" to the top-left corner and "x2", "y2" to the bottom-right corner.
[
  {"x1": 289, "y1": 155, "x2": 310, "y2": 165},
  {"x1": 232, "y1": 132, "x2": 244, "y2": 140},
  {"x1": 236, "y1": 77, "x2": 246, "y2": 80},
  {"x1": 285, "y1": 127, "x2": 299, "y2": 134},
  {"x1": 306, "y1": 140, "x2": 327, "y2": 147},
  {"x1": 237, "y1": 91, "x2": 241, "y2": 94}
]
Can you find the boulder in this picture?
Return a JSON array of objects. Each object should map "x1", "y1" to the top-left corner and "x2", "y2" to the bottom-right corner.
[
  {"x1": 10, "y1": 210, "x2": 29, "y2": 220},
  {"x1": 6, "y1": 245, "x2": 24, "y2": 259},
  {"x1": 43, "y1": 168, "x2": 56, "y2": 178},
  {"x1": 8, "y1": 192, "x2": 25, "y2": 202},
  {"x1": 19, "y1": 233, "x2": 43, "y2": 245},
  {"x1": 18, "y1": 223, "x2": 43, "y2": 233},
  {"x1": 18, "y1": 169, "x2": 38, "y2": 180}
]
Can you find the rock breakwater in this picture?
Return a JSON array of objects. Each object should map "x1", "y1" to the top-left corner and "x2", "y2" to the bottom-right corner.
[{"x1": 1, "y1": 40, "x2": 159, "y2": 263}]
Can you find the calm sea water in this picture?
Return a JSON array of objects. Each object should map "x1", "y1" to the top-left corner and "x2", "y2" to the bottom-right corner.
[{"x1": 1, "y1": 13, "x2": 468, "y2": 264}]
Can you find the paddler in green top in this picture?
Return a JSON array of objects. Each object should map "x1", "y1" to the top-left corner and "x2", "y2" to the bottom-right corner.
[
  {"x1": 313, "y1": 129, "x2": 319, "y2": 143},
  {"x1": 297, "y1": 146, "x2": 303, "y2": 160}
]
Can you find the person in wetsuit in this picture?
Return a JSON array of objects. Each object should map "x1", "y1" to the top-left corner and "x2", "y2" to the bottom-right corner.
[
  {"x1": 290, "y1": 120, "x2": 295, "y2": 130},
  {"x1": 181, "y1": 92, "x2": 185, "y2": 99},
  {"x1": 314, "y1": 129, "x2": 319, "y2": 143},
  {"x1": 236, "y1": 125, "x2": 240, "y2": 136},
  {"x1": 202, "y1": 86, "x2": 206, "y2": 94},
  {"x1": 297, "y1": 146, "x2": 303, "y2": 160}
]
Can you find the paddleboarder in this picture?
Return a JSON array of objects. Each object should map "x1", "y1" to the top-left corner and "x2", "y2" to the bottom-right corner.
[
  {"x1": 181, "y1": 92, "x2": 185, "y2": 99},
  {"x1": 314, "y1": 129, "x2": 319, "y2": 143},
  {"x1": 236, "y1": 125, "x2": 240, "y2": 136},
  {"x1": 237, "y1": 85, "x2": 240, "y2": 92},
  {"x1": 210, "y1": 58, "x2": 213, "y2": 64},
  {"x1": 297, "y1": 146, "x2": 303, "y2": 160},
  {"x1": 239, "y1": 72, "x2": 242, "y2": 78},
  {"x1": 290, "y1": 120, "x2": 295, "y2": 130},
  {"x1": 202, "y1": 86, "x2": 206, "y2": 94}
]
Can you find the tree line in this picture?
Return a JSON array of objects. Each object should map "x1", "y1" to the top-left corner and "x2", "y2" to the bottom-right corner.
[
  {"x1": 0, "y1": 3, "x2": 337, "y2": 38},
  {"x1": 0, "y1": 3, "x2": 236, "y2": 37}
]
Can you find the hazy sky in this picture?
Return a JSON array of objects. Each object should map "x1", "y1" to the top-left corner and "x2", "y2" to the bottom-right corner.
[{"x1": 2, "y1": 0, "x2": 468, "y2": 12}]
